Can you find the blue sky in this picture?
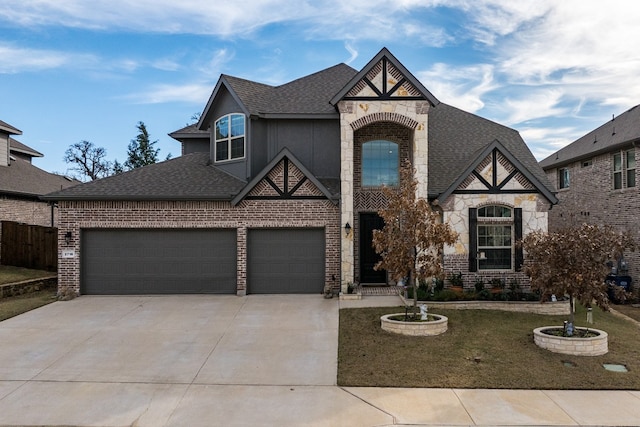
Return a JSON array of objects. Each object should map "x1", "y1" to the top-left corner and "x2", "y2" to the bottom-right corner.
[{"x1": 2, "y1": 1, "x2": 639, "y2": 177}]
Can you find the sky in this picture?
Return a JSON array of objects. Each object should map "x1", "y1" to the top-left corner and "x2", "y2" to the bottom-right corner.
[{"x1": 2, "y1": 0, "x2": 640, "y2": 177}]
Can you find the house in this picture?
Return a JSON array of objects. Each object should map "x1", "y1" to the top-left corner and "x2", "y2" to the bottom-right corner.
[
  {"x1": 43, "y1": 48, "x2": 556, "y2": 296},
  {"x1": 0, "y1": 119, "x2": 78, "y2": 227},
  {"x1": 539, "y1": 105, "x2": 640, "y2": 288}
]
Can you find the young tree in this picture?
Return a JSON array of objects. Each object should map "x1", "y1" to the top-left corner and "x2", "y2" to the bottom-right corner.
[
  {"x1": 522, "y1": 223, "x2": 636, "y2": 326},
  {"x1": 123, "y1": 121, "x2": 163, "y2": 170},
  {"x1": 63, "y1": 140, "x2": 112, "y2": 181},
  {"x1": 372, "y1": 160, "x2": 458, "y2": 312}
]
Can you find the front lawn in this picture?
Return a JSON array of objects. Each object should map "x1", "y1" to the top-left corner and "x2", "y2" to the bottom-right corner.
[
  {"x1": 0, "y1": 289, "x2": 57, "y2": 322},
  {"x1": 338, "y1": 304, "x2": 640, "y2": 389},
  {"x1": 0, "y1": 265, "x2": 55, "y2": 285}
]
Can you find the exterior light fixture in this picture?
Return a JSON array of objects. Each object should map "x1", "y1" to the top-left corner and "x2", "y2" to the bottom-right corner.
[
  {"x1": 65, "y1": 231, "x2": 72, "y2": 245},
  {"x1": 344, "y1": 222, "x2": 351, "y2": 237}
]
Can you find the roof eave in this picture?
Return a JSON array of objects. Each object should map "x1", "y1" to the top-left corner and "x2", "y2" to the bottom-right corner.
[
  {"x1": 40, "y1": 194, "x2": 235, "y2": 202},
  {"x1": 253, "y1": 113, "x2": 339, "y2": 120},
  {"x1": 540, "y1": 139, "x2": 639, "y2": 170}
]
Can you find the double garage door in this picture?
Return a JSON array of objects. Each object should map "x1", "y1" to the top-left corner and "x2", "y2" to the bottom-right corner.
[{"x1": 81, "y1": 228, "x2": 324, "y2": 295}]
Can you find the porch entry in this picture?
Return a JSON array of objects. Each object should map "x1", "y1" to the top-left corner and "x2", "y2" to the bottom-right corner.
[{"x1": 359, "y1": 213, "x2": 386, "y2": 284}]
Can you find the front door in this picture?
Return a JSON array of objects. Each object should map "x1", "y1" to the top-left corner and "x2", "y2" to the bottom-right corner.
[{"x1": 359, "y1": 213, "x2": 386, "y2": 283}]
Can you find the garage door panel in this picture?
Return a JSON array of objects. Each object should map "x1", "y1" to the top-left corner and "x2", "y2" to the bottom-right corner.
[
  {"x1": 248, "y1": 229, "x2": 324, "y2": 294},
  {"x1": 82, "y1": 229, "x2": 236, "y2": 295}
]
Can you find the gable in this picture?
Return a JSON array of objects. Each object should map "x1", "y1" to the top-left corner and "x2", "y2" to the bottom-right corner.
[
  {"x1": 245, "y1": 157, "x2": 325, "y2": 199},
  {"x1": 231, "y1": 148, "x2": 336, "y2": 206},
  {"x1": 331, "y1": 48, "x2": 439, "y2": 105},
  {"x1": 436, "y1": 140, "x2": 558, "y2": 205},
  {"x1": 458, "y1": 151, "x2": 537, "y2": 192}
]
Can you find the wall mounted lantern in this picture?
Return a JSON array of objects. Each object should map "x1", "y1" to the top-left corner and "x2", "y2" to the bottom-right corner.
[
  {"x1": 65, "y1": 231, "x2": 72, "y2": 245},
  {"x1": 344, "y1": 222, "x2": 351, "y2": 237}
]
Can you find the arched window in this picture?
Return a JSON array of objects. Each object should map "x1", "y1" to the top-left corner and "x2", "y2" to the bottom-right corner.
[
  {"x1": 362, "y1": 140, "x2": 399, "y2": 187},
  {"x1": 215, "y1": 113, "x2": 245, "y2": 162}
]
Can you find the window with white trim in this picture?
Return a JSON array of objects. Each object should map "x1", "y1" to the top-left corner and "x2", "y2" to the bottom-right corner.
[
  {"x1": 215, "y1": 113, "x2": 245, "y2": 162},
  {"x1": 558, "y1": 167, "x2": 570, "y2": 189},
  {"x1": 613, "y1": 149, "x2": 635, "y2": 189}
]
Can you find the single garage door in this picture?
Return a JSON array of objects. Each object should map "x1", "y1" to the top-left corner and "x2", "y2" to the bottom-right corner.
[
  {"x1": 81, "y1": 229, "x2": 236, "y2": 294},
  {"x1": 247, "y1": 228, "x2": 325, "y2": 294}
]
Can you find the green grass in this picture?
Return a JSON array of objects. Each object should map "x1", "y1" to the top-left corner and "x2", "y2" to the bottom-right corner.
[
  {"x1": 0, "y1": 289, "x2": 57, "y2": 321},
  {"x1": 0, "y1": 265, "x2": 55, "y2": 285},
  {"x1": 338, "y1": 304, "x2": 640, "y2": 389},
  {"x1": 612, "y1": 303, "x2": 640, "y2": 323},
  {"x1": 0, "y1": 266, "x2": 57, "y2": 321}
]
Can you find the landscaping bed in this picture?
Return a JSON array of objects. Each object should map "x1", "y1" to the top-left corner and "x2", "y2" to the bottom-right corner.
[{"x1": 338, "y1": 304, "x2": 640, "y2": 389}]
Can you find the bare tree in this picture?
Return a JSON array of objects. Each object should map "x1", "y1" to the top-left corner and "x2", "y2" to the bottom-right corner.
[
  {"x1": 522, "y1": 223, "x2": 636, "y2": 325},
  {"x1": 373, "y1": 160, "x2": 458, "y2": 312},
  {"x1": 63, "y1": 140, "x2": 111, "y2": 181}
]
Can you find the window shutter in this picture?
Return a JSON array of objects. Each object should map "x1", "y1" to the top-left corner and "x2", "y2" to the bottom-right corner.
[
  {"x1": 514, "y1": 208, "x2": 523, "y2": 271},
  {"x1": 469, "y1": 208, "x2": 477, "y2": 272}
]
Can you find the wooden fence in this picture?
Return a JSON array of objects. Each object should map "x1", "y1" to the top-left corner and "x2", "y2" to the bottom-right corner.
[{"x1": 0, "y1": 221, "x2": 57, "y2": 271}]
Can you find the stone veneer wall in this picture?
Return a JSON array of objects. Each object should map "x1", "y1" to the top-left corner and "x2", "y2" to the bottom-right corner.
[
  {"x1": 56, "y1": 199, "x2": 340, "y2": 295},
  {"x1": 338, "y1": 100, "x2": 430, "y2": 289},
  {"x1": 440, "y1": 193, "x2": 550, "y2": 289},
  {"x1": 545, "y1": 150, "x2": 640, "y2": 293}
]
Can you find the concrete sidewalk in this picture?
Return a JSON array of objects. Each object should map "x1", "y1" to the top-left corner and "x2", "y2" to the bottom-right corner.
[{"x1": 0, "y1": 294, "x2": 638, "y2": 426}]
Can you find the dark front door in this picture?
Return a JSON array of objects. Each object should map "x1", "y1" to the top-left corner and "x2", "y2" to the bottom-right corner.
[{"x1": 359, "y1": 213, "x2": 386, "y2": 283}]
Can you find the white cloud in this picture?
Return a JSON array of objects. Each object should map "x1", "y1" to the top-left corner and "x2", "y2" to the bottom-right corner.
[
  {"x1": 416, "y1": 63, "x2": 497, "y2": 113},
  {"x1": 119, "y1": 83, "x2": 211, "y2": 104},
  {"x1": 344, "y1": 42, "x2": 358, "y2": 65},
  {"x1": 0, "y1": 43, "x2": 94, "y2": 73}
]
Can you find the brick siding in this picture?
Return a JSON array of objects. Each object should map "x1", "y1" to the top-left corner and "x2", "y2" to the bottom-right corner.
[
  {"x1": 57, "y1": 199, "x2": 340, "y2": 295},
  {"x1": 0, "y1": 197, "x2": 55, "y2": 227},
  {"x1": 0, "y1": 196, "x2": 56, "y2": 264},
  {"x1": 352, "y1": 121, "x2": 412, "y2": 283},
  {"x1": 545, "y1": 150, "x2": 639, "y2": 292}
]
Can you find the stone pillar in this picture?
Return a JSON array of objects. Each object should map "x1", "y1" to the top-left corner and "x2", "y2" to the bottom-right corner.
[{"x1": 339, "y1": 101, "x2": 355, "y2": 291}]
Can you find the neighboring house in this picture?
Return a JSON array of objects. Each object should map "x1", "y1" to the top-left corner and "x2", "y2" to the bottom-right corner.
[
  {"x1": 44, "y1": 48, "x2": 556, "y2": 296},
  {"x1": 539, "y1": 104, "x2": 640, "y2": 287},
  {"x1": 0, "y1": 120, "x2": 78, "y2": 226}
]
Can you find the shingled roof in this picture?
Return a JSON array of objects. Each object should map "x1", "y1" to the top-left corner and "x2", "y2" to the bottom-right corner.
[
  {"x1": 539, "y1": 104, "x2": 640, "y2": 169},
  {"x1": 198, "y1": 63, "x2": 358, "y2": 127},
  {"x1": 428, "y1": 103, "x2": 553, "y2": 199},
  {"x1": 0, "y1": 120, "x2": 21, "y2": 135},
  {"x1": 0, "y1": 157, "x2": 77, "y2": 199},
  {"x1": 42, "y1": 152, "x2": 246, "y2": 201},
  {"x1": 10, "y1": 138, "x2": 43, "y2": 158}
]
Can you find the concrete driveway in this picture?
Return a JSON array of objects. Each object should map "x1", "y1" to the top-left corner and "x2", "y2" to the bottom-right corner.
[
  {"x1": 3, "y1": 295, "x2": 640, "y2": 426},
  {"x1": 0, "y1": 295, "x2": 390, "y2": 426}
]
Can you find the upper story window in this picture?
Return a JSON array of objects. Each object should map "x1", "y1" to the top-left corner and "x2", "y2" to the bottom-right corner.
[
  {"x1": 558, "y1": 167, "x2": 570, "y2": 189},
  {"x1": 215, "y1": 113, "x2": 245, "y2": 162},
  {"x1": 613, "y1": 149, "x2": 635, "y2": 189},
  {"x1": 362, "y1": 140, "x2": 399, "y2": 187}
]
